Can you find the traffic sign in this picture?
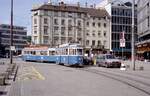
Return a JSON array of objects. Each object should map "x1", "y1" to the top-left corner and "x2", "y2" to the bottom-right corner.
[
  {"x1": 10, "y1": 46, "x2": 16, "y2": 51},
  {"x1": 120, "y1": 39, "x2": 125, "y2": 47}
]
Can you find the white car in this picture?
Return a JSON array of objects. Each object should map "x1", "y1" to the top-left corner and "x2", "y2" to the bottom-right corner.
[{"x1": 96, "y1": 54, "x2": 121, "y2": 68}]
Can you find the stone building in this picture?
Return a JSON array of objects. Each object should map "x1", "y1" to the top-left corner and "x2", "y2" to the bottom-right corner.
[{"x1": 31, "y1": 1, "x2": 111, "y2": 52}]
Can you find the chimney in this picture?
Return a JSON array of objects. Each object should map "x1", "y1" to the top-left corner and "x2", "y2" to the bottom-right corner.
[
  {"x1": 48, "y1": 0, "x2": 52, "y2": 4},
  {"x1": 94, "y1": 4, "x2": 96, "y2": 8},
  {"x1": 48, "y1": 0, "x2": 51, "y2": 3},
  {"x1": 77, "y1": 2, "x2": 80, "y2": 7},
  {"x1": 85, "y1": 2, "x2": 88, "y2": 8},
  {"x1": 90, "y1": 5, "x2": 93, "y2": 8},
  {"x1": 59, "y1": 0, "x2": 64, "y2": 6}
]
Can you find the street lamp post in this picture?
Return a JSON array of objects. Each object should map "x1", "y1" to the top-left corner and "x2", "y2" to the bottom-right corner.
[
  {"x1": 10, "y1": 0, "x2": 13, "y2": 64},
  {"x1": 132, "y1": 0, "x2": 135, "y2": 70}
]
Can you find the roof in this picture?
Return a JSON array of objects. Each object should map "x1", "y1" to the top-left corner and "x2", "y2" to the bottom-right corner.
[
  {"x1": 31, "y1": 3, "x2": 109, "y2": 18},
  {"x1": 23, "y1": 46, "x2": 49, "y2": 50},
  {"x1": 32, "y1": 4, "x2": 85, "y2": 13},
  {"x1": 81, "y1": 7, "x2": 109, "y2": 17}
]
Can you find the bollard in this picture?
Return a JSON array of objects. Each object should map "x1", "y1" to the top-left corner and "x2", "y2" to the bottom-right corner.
[
  {"x1": 0, "y1": 73, "x2": 6, "y2": 85},
  {"x1": 120, "y1": 63, "x2": 126, "y2": 71}
]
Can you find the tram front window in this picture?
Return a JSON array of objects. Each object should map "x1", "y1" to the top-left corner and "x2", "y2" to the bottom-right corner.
[{"x1": 77, "y1": 49, "x2": 82, "y2": 55}]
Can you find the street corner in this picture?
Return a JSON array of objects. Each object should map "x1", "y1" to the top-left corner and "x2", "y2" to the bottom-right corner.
[{"x1": 17, "y1": 66, "x2": 45, "y2": 81}]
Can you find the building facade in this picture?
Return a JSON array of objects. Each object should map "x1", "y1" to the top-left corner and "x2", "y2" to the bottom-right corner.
[
  {"x1": 97, "y1": 0, "x2": 137, "y2": 58},
  {"x1": 31, "y1": 2, "x2": 111, "y2": 51},
  {"x1": 137, "y1": 0, "x2": 150, "y2": 60},
  {"x1": 0, "y1": 24, "x2": 27, "y2": 55}
]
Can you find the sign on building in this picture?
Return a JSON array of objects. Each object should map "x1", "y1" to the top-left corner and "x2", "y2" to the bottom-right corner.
[{"x1": 120, "y1": 32, "x2": 125, "y2": 47}]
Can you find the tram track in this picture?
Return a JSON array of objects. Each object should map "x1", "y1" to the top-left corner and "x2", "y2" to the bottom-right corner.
[
  {"x1": 107, "y1": 69, "x2": 150, "y2": 80},
  {"x1": 78, "y1": 67, "x2": 150, "y2": 96}
]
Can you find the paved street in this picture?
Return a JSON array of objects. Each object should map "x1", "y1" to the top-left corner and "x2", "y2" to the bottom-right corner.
[{"x1": 0, "y1": 58, "x2": 150, "y2": 96}]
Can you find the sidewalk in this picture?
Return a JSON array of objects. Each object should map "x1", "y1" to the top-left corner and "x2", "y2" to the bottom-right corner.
[{"x1": 0, "y1": 60, "x2": 18, "y2": 96}]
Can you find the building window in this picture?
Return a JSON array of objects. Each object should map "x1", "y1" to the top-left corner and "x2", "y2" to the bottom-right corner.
[
  {"x1": 54, "y1": 12, "x2": 58, "y2": 16},
  {"x1": 86, "y1": 33, "x2": 89, "y2": 36},
  {"x1": 54, "y1": 26, "x2": 59, "y2": 35},
  {"x1": 34, "y1": 36, "x2": 37, "y2": 44},
  {"x1": 92, "y1": 33, "x2": 95, "y2": 37},
  {"x1": 44, "y1": 26, "x2": 48, "y2": 35},
  {"x1": 77, "y1": 13, "x2": 81, "y2": 18},
  {"x1": 104, "y1": 31, "x2": 106, "y2": 37},
  {"x1": 44, "y1": 11, "x2": 48, "y2": 15},
  {"x1": 86, "y1": 40, "x2": 89, "y2": 46},
  {"x1": 44, "y1": 18, "x2": 48, "y2": 24},
  {"x1": 61, "y1": 19, "x2": 65, "y2": 25},
  {"x1": 86, "y1": 30, "x2": 90, "y2": 36},
  {"x1": 43, "y1": 36, "x2": 48, "y2": 44},
  {"x1": 34, "y1": 18, "x2": 37, "y2": 24},
  {"x1": 98, "y1": 31, "x2": 101, "y2": 37},
  {"x1": 92, "y1": 31, "x2": 95, "y2": 37},
  {"x1": 68, "y1": 19, "x2": 72, "y2": 25},
  {"x1": 68, "y1": 26, "x2": 72, "y2": 31},
  {"x1": 61, "y1": 12, "x2": 65, "y2": 17},
  {"x1": 98, "y1": 40, "x2": 101, "y2": 46},
  {"x1": 68, "y1": 12, "x2": 73, "y2": 17},
  {"x1": 104, "y1": 23, "x2": 106, "y2": 28},
  {"x1": 78, "y1": 20, "x2": 81, "y2": 26},
  {"x1": 92, "y1": 40, "x2": 95, "y2": 46},
  {"x1": 34, "y1": 26, "x2": 37, "y2": 34},
  {"x1": 54, "y1": 19, "x2": 58, "y2": 25},
  {"x1": 98, "y1": 23, "x2": 101, "y2": 27},
  {"x1": 61, "y1": 27, "x2": 65, "y2": 35},
  {"x1": 103, "y1": 16, "x2": 106, "y2": 20},
  {"x1": 92, "y1": 22, "x2": 95, "y2": 27},
  {"x1": 87, "y1": 22, "x2": 89, "y2": 26},
  {"x1": 103, "y1": 40, "x2": 106, "y2": 46}
]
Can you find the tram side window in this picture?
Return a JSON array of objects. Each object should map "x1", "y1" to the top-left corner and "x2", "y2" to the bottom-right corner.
[
  {"x1": 49, "y1": 51, "x2": 55, "y2": 55},
  {"x1": 73, "y1": 49, "x2": 76, "y2": 55},
  {"x1": 65, "y1": 49, "x2": 68, "y2": 55},
  {"x1": 27, "y1": 51, "x2": 30, "y2": 54},
  {"x1": 56, "y1": 50, "x2": 60, "y2": 55},
  {"x1": 31, "y1": 51, "x2": 36, "y2": 55},
  {"x1": 62, "y1": 49, "x2": 65, "y2": 55},
  {"x1": 69, "y1": 49, "x2": 73, "y2": 55},
  {"x1": 40, "y1": 51, "x2": 47, "y2": 55},
  {"x1": 24, "y1": 51, "x2": 26, "y2": 54}
]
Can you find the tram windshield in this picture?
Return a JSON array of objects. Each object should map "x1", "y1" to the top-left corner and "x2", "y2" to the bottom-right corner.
[{"x1": 77, "y1": 49, "x2": 83, "y2": 55}]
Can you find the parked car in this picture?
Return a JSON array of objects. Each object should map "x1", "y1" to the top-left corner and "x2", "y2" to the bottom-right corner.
[
  {"x1": 96, "y1": 54, "x2": 121, "y2": 68},
  {"x1": 0, "y1": 54, "x2": 6, "y2": 58}
]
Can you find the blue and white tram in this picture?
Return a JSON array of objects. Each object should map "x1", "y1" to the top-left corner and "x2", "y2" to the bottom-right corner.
[
  {"x1": 56, "y1": 43, "x2": 83, "y2": 66},
  {"x1": 22, "y1": 47, "x2": 57, "y2": 63}
]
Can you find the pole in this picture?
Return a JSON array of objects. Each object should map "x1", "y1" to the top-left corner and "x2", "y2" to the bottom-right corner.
[
  {"x1": 132, "y1": 0, "x2": 135, "y2": 70},
  {"x1": 10, "y1": 0, "x2": 13, "y2": 64},
  {"x1": 122, "y1": 47, "x2": 123, "y2": 60}
]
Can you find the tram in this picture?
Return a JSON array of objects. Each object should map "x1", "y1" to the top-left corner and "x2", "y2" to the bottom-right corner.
[
  {"x1": 22, "y1": 46, "x2": 57, "y2": 63},
  {"x1": 22, "y1": 43, "x2": 84, "y2": 66},
  {"x1": 56, "y1": 43, "x2": 83, "y2": 66}
]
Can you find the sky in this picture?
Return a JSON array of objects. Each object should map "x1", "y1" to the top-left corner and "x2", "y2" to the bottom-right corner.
[{"x1": 0, "y1": 0, "x2": 103, "y2": 35}]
